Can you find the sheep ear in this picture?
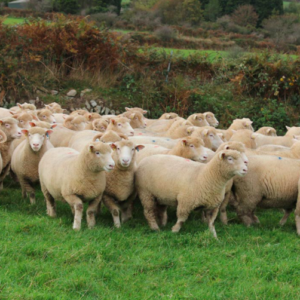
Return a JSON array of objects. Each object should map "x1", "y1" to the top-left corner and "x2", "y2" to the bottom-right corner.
[
  {"x1": 29, "y1": 122, "x2": 36, "y2": 127},
  {"x1": 218, "y1": 151, "x2": 226, "y2": 160},
  {"x1": 51, "y1": 124, "x2": 57, "y2": 129},
  {"x1": 45, "y1": 105, "x2": 51, "y2": 109},
  {"x1": 135, "y1": 145, "x2": 145, "y2": 151},
  {"x1": 130, "y1": 113, "x2": 135, "y2": 120},
  {"x1": 286, "y1": 126, "x2": 291, "y2": 130},
  {"x1": 89, "y1": 145, "x2": 94, "y2": 152},
  {"x1": 193, "y1": 115, "x2": 198, "y2": 120},
  {"x1": 217, "y1": 133, "x2": 224, "y2": 138},
  {"x1": 187, "y1": 127, "x2": 194, "y2": 134},
  {"x1": 267, "y1": 128, "x2": 271, "y2": 133},
  {"x1": 110, "y1": 143, "x2": 117, "y2": 150},
  {"x1": 92, "y1": 133, "x2": 103, "y2": 142},
  {"x1": 9, "y1": 111, "x2": 15, "y2": 115},
  {"x1": 249, "y1": 121, "x2": 253, "y2": 124},
  {"x1": 125, "y1": 107, "x2": 130, "y2": 111},
  {"x1": 182, "y1": 139, "x2": 188, "y2": 146},
  {"x1": 111, "y1": 119, "x2": 116, "y2": 125},
  {"x1": 202, "y1": 129, "x2": 209, "y2": 136},
  {"x1": 17, "y1": 103, "x2": 22, "y2": 108},
  {"x1": 12, "y1": 115, "x2": 18, "y2": 119},
  {"x1": 165, "y1": 114, "x2": 171, "y2": 119},
  {"x1": 0, "y1": 120, "x2": 3, "y2": 126},
  {"x1": 142, "y1": 110, "x2": 147, "y2": 115},
  {"x1": 118, "y1": 133, "x2": 128, "y2": 140},
  {"x1": 21, "y1": 129, "x2": 29, "y2": 136},
  {"x1": 251, "y1": 133, "x2": 258, "y2": 139},
  {"x1": 87, "y1": 114, "x2": 92, "y2": 120},
  {"x1": 46, "y1": 130, "x2": 53, "y2": 137}
]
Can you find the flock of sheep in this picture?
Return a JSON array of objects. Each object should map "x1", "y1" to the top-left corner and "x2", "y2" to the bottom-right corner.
[{"x1": 1, "y1": 102, "x2": 300, "y2": 238}]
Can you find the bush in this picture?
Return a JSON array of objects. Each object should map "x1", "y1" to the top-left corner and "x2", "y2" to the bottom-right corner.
[
  {"x1": 154, "y1": 26, "x2": 176, "y2": 42},
  {"x1": 90, "y1": 12, "x2": 119, "y2": 28},
  {"x1": 231, "y1": 5, "x2": 259, "y2": 27},
  {"x1": 226, "y1": 45, "x2": 246, "y2": 60}
]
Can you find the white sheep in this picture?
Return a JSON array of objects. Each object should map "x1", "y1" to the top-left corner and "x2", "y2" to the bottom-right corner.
[
  {"x1": 11, "y1": 127, "x2": 53, "y2": 204},
  {"x1": 102, "y1": 140, "x2": 144, "y2": 227},
  {"x1": 187, "y1": 113, "x2": 209, "y2": 127},
  {"x1": 39, "y1": 142, "x2": 115, "y2": 230},
  {"x1": 191, "y1": 126, "x2": 223, "y2": 150},
  {"x1": 136, "y1": 150, "x2": 247, "y2": 238},
  {"x1": 253, "y1": 132, "x2": 299, "y2": 147}
]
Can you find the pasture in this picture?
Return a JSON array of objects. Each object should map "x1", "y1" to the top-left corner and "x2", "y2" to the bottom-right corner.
[{"x1": 1, "y1": 177, "x2": 300, "y2": 299}]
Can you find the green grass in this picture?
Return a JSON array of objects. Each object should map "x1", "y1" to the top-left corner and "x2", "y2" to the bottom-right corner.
[
  {"x1": 2, "y1": 16, "x2": 25, "y2": 25},
  {"x1": 1, "y1": 177, "x2": 300, "y2": 299}
]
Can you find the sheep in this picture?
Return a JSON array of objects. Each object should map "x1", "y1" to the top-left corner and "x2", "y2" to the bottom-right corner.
[
  {"x1": 286, "y1": 126, "x2": 300, "y2": 137},
  {"x1": 187, "y1": 113, "x2": 210, "y2": 127},
  {"x1": 229, "y1": 129, "x2": 256, "y2": 149},
  {"x1": 145, "y1": 117, "x2": 185, "y2": 133},
  {"x1": 39, "y1": 141, "x2": 115, "y2": 230},
  {"x1": 0, "y1": 130, "x2": 7, "y2": 173},
  {"x1": 122, "y1": 111, "x2": 146, "y2": 129},
  {"x1": 163, "y1": 119, "x2": 193, "y2": 136},
  {"x1": 253, "y1": 133, "x2": 299, "y2": 147},
  {"x1": 93, "y1": 131, "x2": 128, "y2": 143},
  {"x1": 102, "y1": 140, "x2": 144, "y2": 227},
  {"x1": 233, "y1": 155, "x2": 300, "y2": 228},
  {"x1": 11, "y1": 127, "x2": 53, "y2": 204},
  {"x1": 136, "y1": 150, "x2": 247, "y2": 238},
  {"x1": 125, "y1": 107, "x2": 147, "y2": 115},
  {"x1": 12, "y1": 112, "x2": 35, "y2": 129},
  {"x1": 191, "y1": 126, "x2": 223, "y2": 151},
  {"x1": 145, "y1": 112, "x2": 179, "y2": 127},
  {"x1": 129, "y1": 136, "x2": 178, "y2": 149},
  {"x1": 256, "y1": 145, "x2": 290, "y2": 152},
  {"x1": 218, "y1": 118, "x2": 254, "y2": 140},
  {"x1": 37, "y1": 109, "x2": 56, "y2": 124},
  {"x1": 85, "y1": 118, "x2": 109, "y2": 131},
  {"x1": 45, "y1": 103, "x2": 64, "y2": 114},
  {"x1": 10, "y1": 103, "x2": 36, "y2": 114},
  {"x1": 0, "y1": 108, "x2": 13, "y2": 119},
  {"x1": 70, "y1": 109, "x2": 87, "y2": 116},
  {"x1": 63, "y1": 115, "x2": 86, "y2": 131},
  {"x1": 84, "y1": 112, "x2": 101, "y2": 122},
  {"x1": 256, "y1": 126, "x2": 277, "y2": 136},
  {"x1": 0, "y1": 118, "x2": 22, "y2": 189},
  {"x1": 30, "y1": 121, "x2": 57, "y2": 129},
  {"x1": 49, "y1": 125, "x2": 77, "y2": 147},
  {"x1": 135, "y1": 137, "x2": 208, "y2": 164},
  {"x1": 53, "y1": 113, "x2": 69, "y2": 123},
  {"x1": 204, "y1": 112, "x2": 219, "y2": 127},
  {"x1": 107, "y1": 117, "x2": 134, "y2": 136}
]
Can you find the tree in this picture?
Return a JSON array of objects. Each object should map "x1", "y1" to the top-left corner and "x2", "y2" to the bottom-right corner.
[
  {"x1": 58, "y1": 0, "x2": 79, "y2": 14},
  {"x1": 204, "y1": 0, "x2": 222, "y2": 21},
  {"x1": 231, "y1": 5, "x2": 258, "y2": 27}
]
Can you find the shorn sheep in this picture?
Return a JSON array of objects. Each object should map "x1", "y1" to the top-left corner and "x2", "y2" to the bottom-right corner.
[
  {"x1": 102, "y1": 140, "x2": 144, "y2": 227},
  {"x1": 136, "y1": 150, "x2": 247, "y2": 238},
  {"x1": 39, "y1": 142, "x2": 115, "y2": 230},
  {"x1": 11, "y1": 127, "x2": 53, "y2": 204}
]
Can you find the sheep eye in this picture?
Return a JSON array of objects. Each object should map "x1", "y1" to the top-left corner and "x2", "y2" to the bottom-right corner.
[
  {"x1": 190, "y1": 145, "x2": 194, "y2": 148},
  {"x1": 117, "y1": 147, "x2": 120, "y2": 150},
  {"x1": 20, "y1": 120, "x2": 23, "y2": 123},
  {"x1": 95, "y1": 151, "x2": 100, "y2": 155},
  {"x1": 207, "y1": 116, "x2": 210, "y2": 118},
  {"x1": 5, "y1": 124, "x2": 9, "y2": 128},
  {"x1": 210, "y1": 134, "x2": 213, "y2": 137},
  {"x1": 117, "y1": 124, "x2": 122, "y2": 127},
  {"x1": 43, "y1": 116, "x2": 46, "y2": 118}
]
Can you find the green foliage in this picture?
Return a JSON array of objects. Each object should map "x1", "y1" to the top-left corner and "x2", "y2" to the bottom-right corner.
[
  {"x1": 204, "y1": 0, "x2": 222, "y2": 21},
  {"x1": 57, "y1": 0, "x2": 80, "y2": 14}
]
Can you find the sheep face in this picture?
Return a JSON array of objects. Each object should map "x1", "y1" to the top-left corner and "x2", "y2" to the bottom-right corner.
[
  {"x1": 202, "y1": 128, "x2": 223, "y2": 151},
  {"x1": 204, "y1": 112, "x2": 219, "y2": 127},
  {"x1": 87, "y1": 142, "x2": 115, "y2": 172},
  {"x1": 0, "y1": 118, "x2": 22, "y2": 140},
  {"x1": 109, "y1": 118, "x2": 134, "y2": 136},
  {"x1": 45, "y1": 103, "x2": 64, "y2": 114},
  {"x1": 123, "y1": 111, "x2": 146, "y2": 129},
  {"x1": 85, "y1": 113, "x2": 101, "y2": 122},
  {"x1": 14, "y1": 112, "x2": 33, "y2": 129},
  {"x1": 111, "y1": 140, "x2": 144, "y2": 167},
  {"x1": 257, "y1": 127, "x2": 277, "y2": 136},
  {"x1": 189, "y1": 114, "x2": 210, "y2": 127},
  {"x1": 218, "y1": 142, "x2": 248, "y2": 165},
  {"x1": 92, "y1": 119, "x2": 108, "y2": 132},
  {"x1": 37, "y1": 109, "x2": 56, "y2": 124},
  {"x1": 159, "y1": 112, "x2": 178, "y2": 120},
  {"x1": 218, "y1": 150, "x2": 248, "y2": 177},
  {"x1": 181, "y1": 137, "x2": 208, "y2": 162},
  {"x1": 22, "y1": 128, "x2": 52, "y2": 152},
  {"x1": 64, "y1": 116, "x2": 86, "y2": 131}
]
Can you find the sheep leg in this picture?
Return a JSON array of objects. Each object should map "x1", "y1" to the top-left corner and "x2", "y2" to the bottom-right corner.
[
  {"x1": 86, "y1": 194, "x2": 102, "y2": 229},
  {"x1": 20, "y1": 178, "x2": 35, "y2": 204},
  {"x1": 157, "y1": 204, "x2": 168, "y2": 227},
  {"x1": 279, "y1": 208, "x2": 293, "y2": 226},
  {"x1": 172, "y1": 204, "x2": 190, "y2": 233},
  {"x1": 103, "y1": 195, "x2": 121, "y2": 228},
  {"x1": 42, "y1": 186, "x2": 56, "y2": 217},
  {"x1": 0, "y1": 163, "x2": 10, "y2": 191},
  {"x1": 201, "y1": 210, "x2": 208, "y2": 223},
  {"x1": 121, "y1": 192, "x2": 136, "y2": 223},
  {"x1": 139, "y1": 190, "x2": 160, "y2": 231},
  {"x1": 64, "y1": 195, "x2": 83, "y2": 230},
  {"x1": 206, "y1": 207, "x2": 219, "y2": 239},
  {"x1": 219, "y1": 192, "x2": 231, "y2": 225}
]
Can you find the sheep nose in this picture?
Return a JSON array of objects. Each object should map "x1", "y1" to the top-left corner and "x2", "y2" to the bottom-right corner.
[
  {"x1": 130, "y1": 132, "x2": 134, "y2": 135},
  {"x1": 244, "y1": 160, "x2": 248, "y2": 164},
  {"x1": 33, "y1": 143, "x2": 39, "y2": 147},
  {"x1": 109, "y1": 164, "x2": 114, "y2": 169},
  {"x1": 203, "y1": 156, "x2": 207, "y2": 160},
  {"x1": 122, "y1": 159, "x2": 129, "y2": 163}
]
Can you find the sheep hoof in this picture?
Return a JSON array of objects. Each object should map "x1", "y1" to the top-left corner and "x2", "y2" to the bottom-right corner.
[{"x1": 172, "y1": 227, "x2": 181, "y2": 233}]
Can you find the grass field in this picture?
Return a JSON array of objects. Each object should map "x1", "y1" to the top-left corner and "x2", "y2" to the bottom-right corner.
[
  {"x1": 1, "y1": 177, "x2": 300, "y2": 299},
  {"x1": 2, "y1": 17, "x2": 25, "y2": 25}
]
